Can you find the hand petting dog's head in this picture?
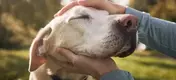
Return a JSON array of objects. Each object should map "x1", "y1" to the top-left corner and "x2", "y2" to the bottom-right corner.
[{"x1": 29, "y1": 6, "x2": 137, "y2": 72}]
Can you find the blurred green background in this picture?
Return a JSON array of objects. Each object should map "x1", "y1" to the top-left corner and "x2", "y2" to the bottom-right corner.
[{"x1": 0, "y1": 0, "x2": 175, "y2": 80}]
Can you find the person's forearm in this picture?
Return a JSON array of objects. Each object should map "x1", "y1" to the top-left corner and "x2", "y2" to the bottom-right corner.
[
  {"x1": 100, "y1": 70, "x2": 134, "y2": 80},
  {"x1": 125, "y1": 7, "x2": 176, "y2": 58}
]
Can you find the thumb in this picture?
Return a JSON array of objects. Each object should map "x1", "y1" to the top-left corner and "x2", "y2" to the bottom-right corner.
[{"x1": 56, "y1": 48, "x2": 77, "y2": 64}]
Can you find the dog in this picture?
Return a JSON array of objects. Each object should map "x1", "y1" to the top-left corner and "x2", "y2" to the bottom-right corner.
[{"x1": 28, "y1": 6, "x2": 138, "y2": 80}]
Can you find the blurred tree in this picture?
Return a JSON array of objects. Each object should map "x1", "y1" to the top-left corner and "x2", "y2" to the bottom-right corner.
[
  {"x1": 150, "y1": 0, "x2": 176, "y2": 22},
  {"x1": 129, "y1": 0, "x2": 157, "y2": 12},
  {"x1": 129, "y1": 0, "x2": 176, "y2": 22},
  {"x1": 0, "y1": 0, "x2": 62, "y2": 49}
]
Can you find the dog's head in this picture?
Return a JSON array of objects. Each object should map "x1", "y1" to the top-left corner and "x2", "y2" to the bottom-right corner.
[{"x1": 29, "y1": 6, "x2": 138, "y2": 72}]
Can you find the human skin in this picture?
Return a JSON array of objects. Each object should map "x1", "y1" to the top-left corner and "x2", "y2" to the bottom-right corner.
[
  {"x1": 54, "y1": 0, "x2": 126, "y2": 16},
  {"x1": 56, "y1": 48, "x2": 118, "y2": 79},
  {"x1": 54, "y1": 0, "x2": 176, "y2": 80},
  {"x1": 54, "y1": 0, "x2": 128, "y2": 79}
]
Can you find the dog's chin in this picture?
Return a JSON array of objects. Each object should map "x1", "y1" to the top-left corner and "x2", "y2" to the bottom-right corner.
[
  {"x1": 116, "y1": 47, "x2": 135, "y2": 58},
  {"x1": 79, "y1": 41, "x2": 136, "y2": 59},
  {"x1": 116, "y1": 40, "x2": 136, "y2": 58}
]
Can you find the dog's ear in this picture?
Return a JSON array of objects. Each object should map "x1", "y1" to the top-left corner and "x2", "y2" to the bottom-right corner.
[
  {"x1": 28, "y1": 25, "x2": 52, "y2": 72},
  {"x1": 28, "y1": 39, "x2": 46, "y2": 72}
]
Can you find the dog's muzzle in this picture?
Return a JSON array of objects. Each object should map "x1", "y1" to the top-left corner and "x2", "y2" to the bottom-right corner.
[{"x1": 114, "y1": 14, "x2": 138, "y2": 57}]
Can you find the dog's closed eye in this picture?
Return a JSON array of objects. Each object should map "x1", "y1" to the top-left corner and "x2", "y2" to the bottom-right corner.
[
  {"x1": 76, "y1": 15, "x2": 90, "y2": 19},
  {"x1": 70, "y1": 14, "x2": 90, "y2": 20}
]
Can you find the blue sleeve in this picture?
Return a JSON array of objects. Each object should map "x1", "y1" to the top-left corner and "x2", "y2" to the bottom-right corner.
[
  {"x1": 126, "y1": 7, "x2": 176, "y2": 58},
  {"x1": 100, "y1": 7, "x2": 176, "y2": 80},
  {"x1": 100, "y1": 70, "x2": 134, "y2": 80}
]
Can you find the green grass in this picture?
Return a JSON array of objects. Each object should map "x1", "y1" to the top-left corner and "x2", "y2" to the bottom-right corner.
[
  {"x1": 113, "y1": 51, "x2": 176, "y2": 80},
  {"x1": 0, "y1": 49, "x2": 175, "y2": 80},
  {"x1": 0, "y1": 49, "x2": 29, "y2": 80}
]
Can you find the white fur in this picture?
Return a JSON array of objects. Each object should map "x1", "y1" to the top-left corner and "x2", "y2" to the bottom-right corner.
[{"x1": 29, "y1": 6, "x2": 136, "y2": 80}]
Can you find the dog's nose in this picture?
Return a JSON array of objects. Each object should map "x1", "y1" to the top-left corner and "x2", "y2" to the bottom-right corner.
[{"x1": 118, "y1": 14, "x2": 138, "y2": 32}]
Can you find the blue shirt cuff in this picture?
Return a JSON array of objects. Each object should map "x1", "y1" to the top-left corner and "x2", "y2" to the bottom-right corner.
[{"x1": 100, "y1": 70, "x2": 134, "y2": 80}]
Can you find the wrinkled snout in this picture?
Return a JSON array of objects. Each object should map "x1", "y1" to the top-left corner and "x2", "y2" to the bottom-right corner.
[{"x1": 117, "y1": 14, "x2": 138, "y2": 32}]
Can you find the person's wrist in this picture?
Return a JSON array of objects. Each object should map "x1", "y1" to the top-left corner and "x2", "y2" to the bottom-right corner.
[
  {"x1": 101, "y1": 1, "x2": 126, "y2": 14},
  {"x1": 99, "y1": 68, "x2": 119, "y2": 76},
  {"x1": 111, "y1": 3, "x2": 127, "y2": 14},
  {"x1": 93, "y1": 69, "x2": 120, "y2": 79},
  {"x1": 102, "y1": 1, "x2": 118, "y2": 14},
  {"x1": 94, "y1": 65, "x2": 119, "y2": 79}
]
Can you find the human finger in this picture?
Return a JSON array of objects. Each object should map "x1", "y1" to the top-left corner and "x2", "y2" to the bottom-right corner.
[
  {"x1": 54, "y1": 1, "x2": 79, "y2": 17},
  {"x1": 59, "y1": 61, "x2": 88, "y2": 74},
  {"x1": 56, "y1": 48, "x2": 77, "y2": 64}
]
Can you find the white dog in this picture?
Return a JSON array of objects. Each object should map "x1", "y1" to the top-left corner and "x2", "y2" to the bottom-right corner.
[{"x1": 29, "y1": 6, "x2": 137, "y2": 80}]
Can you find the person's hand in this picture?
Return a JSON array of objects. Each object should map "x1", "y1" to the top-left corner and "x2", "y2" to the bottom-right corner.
[
  {"x1": 56, "y1": 48, "x2": 119, "y2": 79},
  {"x1": 54, "y1": 0, "x2": 126, "y2": 16}
]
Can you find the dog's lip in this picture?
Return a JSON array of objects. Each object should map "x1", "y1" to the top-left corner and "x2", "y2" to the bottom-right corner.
[
  {"x1": 116, "y1": 46, "x2": 135, "y2": 57},
  {"x1": 115, "y1": 33, "x2": 137, "y2": 58}
]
